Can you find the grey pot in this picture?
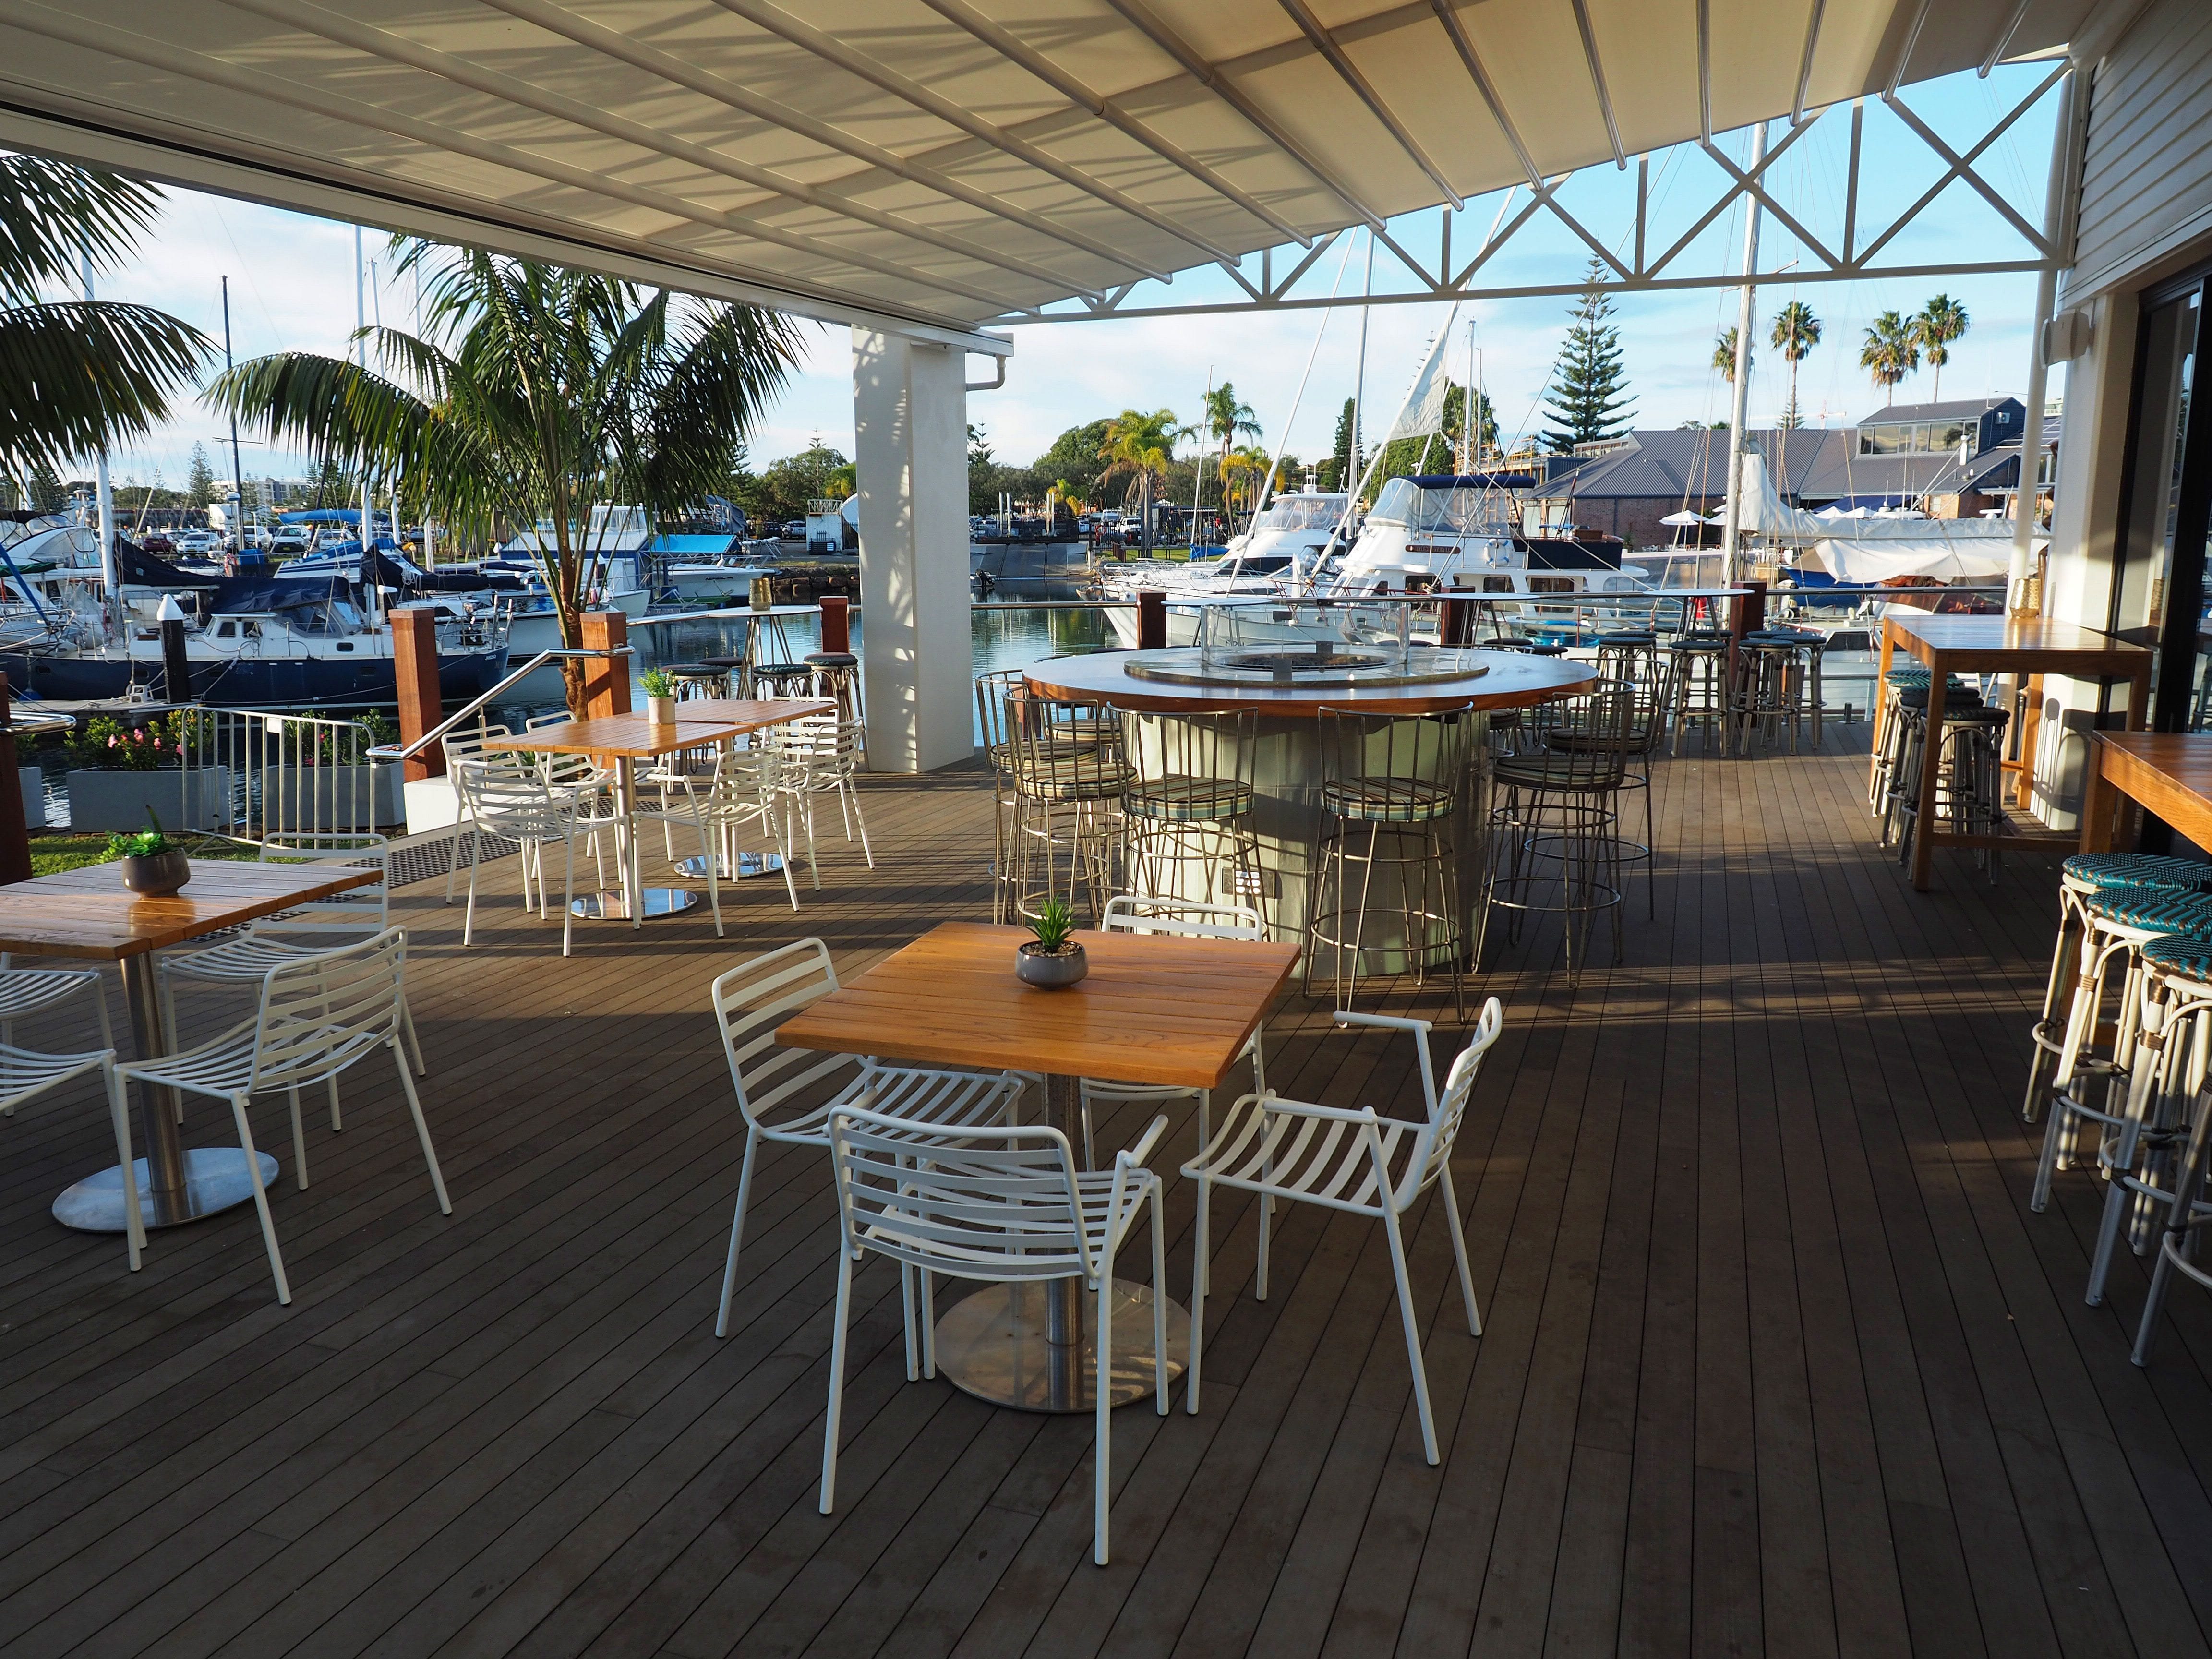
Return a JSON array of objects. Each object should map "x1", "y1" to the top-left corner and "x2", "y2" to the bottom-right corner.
[
  {"x1": 119, "y1": 849, "x2": 191, "y2": 896},
  {"x1": 1016, "y1": 941, "x2": 1088, "y2": 988}
]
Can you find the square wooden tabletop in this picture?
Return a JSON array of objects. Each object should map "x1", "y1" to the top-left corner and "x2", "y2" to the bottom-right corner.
[
  {"x1": 0, "y1": 859, "x2": 382, "y2": 960},
  {"x1": 775, "y1": 920, "x2": 1302, "y2": 1090},
  {"x1": 1884, "y1": 613, "x2": 2152, "y2": 672},
  {"x1": 654, "y1": 698, "x2": 834, "y2": 731},
  {"x1": 479, "y1": 713, "x2": 748, "y2": 758}
]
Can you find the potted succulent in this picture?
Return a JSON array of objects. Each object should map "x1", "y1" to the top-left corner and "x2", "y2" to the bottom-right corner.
[
  {"x1": 1015, "y1": 897, "x2": 1088, "y2": 988},
  {"x1": 641, "y1": 668, "x2": 678, "y2": 726},
  {"x1": 109, "y1": 813, "x2": 191, "y2": 897}
]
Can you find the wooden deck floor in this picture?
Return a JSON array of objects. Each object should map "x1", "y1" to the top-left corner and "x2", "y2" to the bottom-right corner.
[{"x1": 3, "y1": 742, "x2": 2210, "y2": 1658}]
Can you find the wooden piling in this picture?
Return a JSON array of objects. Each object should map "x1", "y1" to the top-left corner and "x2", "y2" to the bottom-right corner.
[{"x1": 391, "y1": 607, "x2": 445, "y2": 781}]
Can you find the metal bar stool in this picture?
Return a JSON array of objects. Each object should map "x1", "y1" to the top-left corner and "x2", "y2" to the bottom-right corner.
[
  {"x1": 1574, "y1": 636, "x2": 1674, "y2": 917},
  {"x1": 2130, "y1": 936, "x2": 2212, "y2": 1365},
  {"x1": 975, "y1": 669, "x2": 1027, "y2": 923},
  {"x1": 1892, "y1": 703, "x2": 2010, "y2": 883},
  {"x1": 2023, "y1": 852, "x2": 2212, "y2": 1123},
  {"x1": 1120, "y1": 708, "x2": 1267, "y2": 932},
  {"x1": 1733, "y1": 629, "x2": 1821, "y2": 756},
  {"x1": 1007, "y1": 693, "x2": 1131, "y2": 925},
  {"x1": 1480, "y1": 681, "x2": 1635, "y2": 987},
  {"x1": 1303, "y1": 703, "x2": 1475, "y2": 1019},
  {"x1": 1878, "y1": 682, "x2": 1984, "y2": 850},
  {"x1": 1665, "y1": 631, "x2": 1731, "y2": 756}
]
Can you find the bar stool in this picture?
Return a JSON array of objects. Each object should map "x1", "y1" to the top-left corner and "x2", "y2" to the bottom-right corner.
[
  {"x1": 1869, "y1": 667, "x2": 1933, "y2": 815},
  {"x1": 1120, "y1": 708, "x2": 1266, "y2": 930},
  {"x1": 2023, "y1": 852, "x2": 2212, "y2": 1123},
  {"x1": 1482, "y1": 682, "x2": 1635, "y2": 987},
  {"x1": 1877, "y1": 683, "x2": 1984, "y2": 851},
  {"x1": 1571, "y1": 637, "x2": 1673, "y2": 916},
  {"x1": 2130, "y1": 934, "x2": 2212, "y2": 1364},
  {"x1": 975, "y1": 669, "x2": 1027, "y2": 922},
  {"x1": 1006, "y1": 693, "x2": 1131, "y2": 925},
  {"x1": 1891, "y1": 703, "x2": 2010, "y2": 882},
  {"x1": 751, "y1": 661, "x2": 816, "y2": 697},
  {"x1": 2034, "y1": 882, "x2": 2212, "y2": 1212},
  {"x1": 1303, "y1": 703, "x2": 1474, "y2": 1019},
  {"x1": 1666, "y1": 631, "x2": 1731, "y2": 756},
  {"x1": 1734, "y1": 629, "x2": 1821, "y2": 755}
]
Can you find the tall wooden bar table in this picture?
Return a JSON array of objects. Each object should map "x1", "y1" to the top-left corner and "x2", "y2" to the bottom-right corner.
[
  {"x1": 2076, "y1": 731, "x2": 2212, "y2": 854},
  {"x1": 1877, "y1": 614, "x2": 2155, "y2": 890},
  {"x1": 22, "y1": 859, "x2": 384, "y2": 1232},
  {"x1": 778, "y1": 920, "x2": 1300, "y2": 1412}
]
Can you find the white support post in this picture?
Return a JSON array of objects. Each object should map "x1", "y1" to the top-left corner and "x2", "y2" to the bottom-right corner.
[
  {"x1": 1721, "y1": 120, "x2": 1767, "y2": 585},
  {"x1": 854, "y1": 327, "x2": 974, "y2": 772},
  {"x1": 2010, "y1": 67, "x2": 2077, "y2": 614}
]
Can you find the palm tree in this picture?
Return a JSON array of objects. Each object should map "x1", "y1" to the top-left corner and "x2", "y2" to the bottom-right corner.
[
  {"x1": 1217, "y1": 444, "x2": 1271, "y2": 530},
  {"x1": 1860, "y1": 310, "x2": 1919, "y2": 405},
  {"x1": 0, "y1": 156, "x2": 209, "y2": 496},
  {"x1": 1097, "y1": 408, "x2": 1190, "y2": 556},
  {"x1": 1191, "y1": 382, "x2": 1260, "y2": 528},
  {"x1": 1914, "y1": 294, "x2": 1970, "y2": 402},
  {"x1": 1712, "y1": 327, "x2": 1749, "y2": 384},
  {"x1": 1769, "y1": 301, "x2": 1821, "y2": 428},
  {"x1": 211, "y1": 243, "x2": 800, "y2": 714}
]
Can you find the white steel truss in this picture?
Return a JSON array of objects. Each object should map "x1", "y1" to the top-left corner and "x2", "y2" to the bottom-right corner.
[{"x1": 1001, "y1": 63, "x2": 2071, "y2": 326}]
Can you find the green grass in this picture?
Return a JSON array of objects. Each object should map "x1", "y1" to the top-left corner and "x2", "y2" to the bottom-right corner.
[{"x1": 29, "y1": 833, "x2": 262, "y2": 878}]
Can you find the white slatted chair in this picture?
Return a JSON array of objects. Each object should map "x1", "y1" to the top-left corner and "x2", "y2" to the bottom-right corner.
[
  {"x1": 449, "y1": 760, "x2": 597, "y2": 955},
  {"x1": 1182, "y1": 998, "x2": 1505, "y2": 1463},
  {"x1": 1, "y1": 1042, "x2": 139, "y2": 1269},
  {"x1": 0, "y1": 956, "x2": 113, "y2": 1077},
  {"x1": 115, "y1": 927, "x2": 449, "y2": 1304},
  {"x1": 709, "y1": 939, "x2": 1022, "y2": 1336},
  {"x1": 773, "y1": 712, "x2": 872, "y2": 888},
  {"x1": 627, "y1": 749, "x2": 733, "y2": 938},
  {"x1": 439, "y1": 724, "x2": 518, "y2": 905},
  {"x1": 1078, "y1": 896, "x2": 1267, "y2": 1292},
  {"x1": 820, "y1": 1105, "x2": 1169, "y2": 1565},
  {"x1": 157, "y1": 833, "x2": 425, "y2": 1080},
  {"x1": 675, "y1": 745, "x2": 802, "y2": 913}
]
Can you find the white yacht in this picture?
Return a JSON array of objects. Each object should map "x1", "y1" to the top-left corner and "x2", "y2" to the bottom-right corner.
[{"x1": 1101, "y1": 492, "x2": 1351, "y2": 647}]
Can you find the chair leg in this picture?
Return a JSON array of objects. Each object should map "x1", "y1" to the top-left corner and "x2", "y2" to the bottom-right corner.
[
  {"x1": 1439, "y1": 1166, "x2": 1483, "y2": 1336},
  {"x1": 1094, "y1": 1272, "x2": 1114, "y2": 1566},
  {"x1": 819, "y1": 1248, "x2": 854, "y2": 1515},
  {"x1": 400, "y1": 995, "x2": 428, "y2": 1077},
  {"x1": 288, "y1": 1086, "x2": 309, "y2": 1190},
  {"x1": 462, "y1": 830, "x2": 482, "y2": 947},
  {"x1": 395, "y1": 1044, "x2": 452, "y2": 1214},
  {"x1": 1150, "y1": 1180, "x2": 1169, "y2": 1417},
  {"x1": 849, "y1": 783, "x2": 873, "y2": 867},
  {"x1": 1382, "y1": 1200, "x2": 1440, "y2": 1464},
  {"x1": 327, "y1": 1075, "x2": 343, "y2": 1133},
  {"x1": 105, "y1": 1063, "x2": 142, "y2": 1271},
  {"x1": 561, "y1": 835, "x2": 576, "y2": 958},
  {"x1": 699, "y1": 817, "x2": 724, "y2": 938},
  {"x1": 230, "y1": 1092, "x2": 291, "y2": 1305},
  {"x1": 715, "y1": 1127, "x2": 760, "y2": 1337},
  {"x1": 1187, "y1": 1173, "x2": 1210, "y2": 1414}
]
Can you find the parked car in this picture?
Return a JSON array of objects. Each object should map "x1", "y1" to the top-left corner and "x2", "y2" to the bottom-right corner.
[
  {"x1": 781, "y1": 520, "x2": 805, "y2": 539},
  {"x1": 139, "y1": 534, "x2": 174, "y2": 554}
]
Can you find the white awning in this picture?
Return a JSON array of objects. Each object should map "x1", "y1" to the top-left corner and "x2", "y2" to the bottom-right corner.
[
  {"x1": 0, "y1": 0, "x2": 2097, "y2": 347},
  {"x1": 1807, "y1": 535, "x2": 2044, "y2": 583}
]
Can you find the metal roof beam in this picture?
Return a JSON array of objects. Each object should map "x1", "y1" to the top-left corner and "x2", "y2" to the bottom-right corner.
[
  {"x1": 477, "y1": 0, "x2": 1169, "y2": 283},
  {"x1": 1272, "y1": 0, "x2": 1463, "y2": 207},
  {"x1": 1567, "y1": 0, "x2": 1625, "y2": 168},
  {"x1": 1886, "y1": 0, "x2": 1936, "y2": 98},
  {"x1": 910, "y1": 0, "x2": 1312, "y2": 248},
  {"x1": 218, "y1": 0, "x2": 1104, "y2": 300},
  {"x1": 1792, "y1": 0, "x2": 1825, "y2": 123},
  {"x1": 0, "y1": 0, "x2": 1035, "y2": 313},
  {"x1": 1428, "y1": 0, "x2": 1543, "y2": 191},
  {"x1": 1096, "y1": 0, "x2": 1387, "y2": 229},
  {"x1": 705, "y1": 0, "x2": 1243, "y2": 264},
  {"x1": 1979, "y1": 0, "x2": 2034, "y2": 76},
  {"x1": 1697, "y1": 0, "x2": 1711, "y2": 143}
]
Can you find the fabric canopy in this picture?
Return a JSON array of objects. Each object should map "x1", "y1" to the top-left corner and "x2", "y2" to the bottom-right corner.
[{"x1": 1803, "y1": 537, "x2": 2043, "y2": 583}]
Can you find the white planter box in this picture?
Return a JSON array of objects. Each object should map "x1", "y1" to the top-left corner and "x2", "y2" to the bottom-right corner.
[
  {"x1": 264, "y1": 764, "x2": 406, "y2": 833},
  {"x1": 66, "y1": 767, "x2": 233, "y2": 833},
  {"x1": 19, "y1": 766, "x2": 41, "y2": 830}
]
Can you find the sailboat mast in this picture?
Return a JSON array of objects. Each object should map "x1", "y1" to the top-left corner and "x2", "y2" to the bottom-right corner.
[
  {"x1": 355, "y1": 227, "x2": 377, "y2": 625},
  {"x1": 81, "y1": 241, "x2": 120, "y2": 637},
  {"x1": 223, "y1": 276, "x2": 247, "y2": 564},
  {"x1": 1721, "y1": 121, "x2": 1767, "y2": 586}
]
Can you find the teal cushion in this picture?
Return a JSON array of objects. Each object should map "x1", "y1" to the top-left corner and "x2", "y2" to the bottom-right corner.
[
  {"x1": 2083, "y1": 885, "x2": 2212, "y2": 932},
  {"x1": 2064, "y1": 852, "x2": 2212, "y2": 894},
  {"x1": 2142, "y1": 932, "x2": 2212, "y2": 980}
]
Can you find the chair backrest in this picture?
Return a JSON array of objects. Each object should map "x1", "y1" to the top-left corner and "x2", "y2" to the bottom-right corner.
[
  {"x1": 452, "y1": 759, "x2": 579, "y2": 835},
  {"x1": 1402, "y1": 996, "x2": 1505, "y2": 1208},
  {"x1": 827, "y1": 1106, "x2": 1102, "y2": 1283},
  {"x1": 248, "y1": 832, "x2": 390, "y2": 945},
  {"x1": 440, "y1": 722, "x2": 514, "y2": 772},
  {"x1": 1316, "y1": 703, "x2": 1477, "y2": 803},
  {"x1": 524, "y1": 713, "x2": 613, "y2": 787},
  {"x1": 709, "y1": 939, "x2": 868, "y2": 1130},
  {"x1": 1102, "y1": 894, "x2": 1264, "y2": 942},
  {"x1": 773, "y1": 712, "x2": 860, "y2": 781},
  {"x1": 1123, "y1": 707, "x2": 1256, "y2": 793},
  {"x1": 1008, "y1": 694, "x2": 1127, "y2": 799},
  {"x1": 975, "y1": 668, "x2": 1028, "y2": 766},
  {"x1": 1533, "y1": 682, "x2": 1637, "y2": 782},
  {"x1": 248, "y1": 926, "x2": 408, "y2": 1093}
]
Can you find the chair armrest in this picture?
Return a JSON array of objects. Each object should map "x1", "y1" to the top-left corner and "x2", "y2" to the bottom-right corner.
[
  {"x1": 1331, "y1": 1011, "x2": 1432, "y2": 1035},
  {"x1": 1119, "y1": 1113, "x2": 1170, "y2": 1170},
  {"x1": 1250, "y1": 1095, "x2": 1379, "y2": 1127}
]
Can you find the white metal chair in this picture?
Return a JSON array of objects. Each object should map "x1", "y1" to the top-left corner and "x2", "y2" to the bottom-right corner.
[
  {"x1": 449, "y1": 760, "x2": 597, "y2": 955},
  {"x1": 115, "y1": 927, "x2": 449, "y2": 1304},
  {"x1": 1, "y1": 1041, "x2": 139, "y2": 1269},
  {"x1": 438, "y1": 723, "x2": 518, "y2": 902},
  {"x1": 681, "y1": 744, "x2": 803, "y2": 912},
  {"x1": 157, "y1": 832, "x2": 425, "y2": 1078},
  {"x1": 820, "y1": 1104, "x2": 1169, "y2": 1565},
  {"x1": 772, "y1": 712, "x2": 873, "y2": 887},
  {"x1": 1078, "y1": 895, "x2": 1267, "y2": 1189},
  {"x1": 1181, "y1": 998, "x2": 1505, "y2": 1464},
  {"x1": 626, "y1": 753, "x2": 730, "y2": 939},
  {"x1": 709, "y1": 939, "x2": 1023, "y2": 1337},
  {"x1": 0, "y1": 956, "x2": 113, "y2": 1077}
]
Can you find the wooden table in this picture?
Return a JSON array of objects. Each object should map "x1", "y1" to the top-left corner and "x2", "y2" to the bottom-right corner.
[
  {"x1": 1027, "y1": 645, "x2": 1593, "y2": 717},
  {"x1": 2077, "y1": 731, "x2": 2212, "y2": 854},
  {"x1": 25, "y1": 859, "x2": 383, "y2": 1233},
  {"x1": 777, "y1": 920, "x2": 1301, "y2": 1413},
  {"x1": 1877, "y1": 615, "x2": 2155, "y2": 890}
]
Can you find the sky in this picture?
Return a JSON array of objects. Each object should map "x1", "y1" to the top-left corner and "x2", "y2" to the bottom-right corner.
[{"x1": 64, "y1": 60, "x2": 2068, "y2": 495}]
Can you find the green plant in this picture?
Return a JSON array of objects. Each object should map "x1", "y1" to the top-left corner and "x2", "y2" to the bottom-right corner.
[
  {"x1": 1026, "y1": 898, "x2": 1077, "y2": 954},
  {"x1": 68, "y1": 713, "x2": 183, "y2": 771},
  {"x1": 105, "y1": 810, "x2": 169, "y2": 860},
  {"x1": 640, "y1": 668, "x2": 676, "y2": 699}
]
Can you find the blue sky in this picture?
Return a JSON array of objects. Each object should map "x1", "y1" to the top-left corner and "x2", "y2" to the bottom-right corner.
[{"x1": 68, "y1": 59, "x2": 2067, "y2": 493}]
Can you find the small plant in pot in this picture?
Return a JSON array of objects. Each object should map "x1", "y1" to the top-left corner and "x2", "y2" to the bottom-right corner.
[
  {"x1": 641, "y1": 668, "x2": 678, "y2": 725},
  {"x1": 1016, "y1": 898, "x2": 1088, "y2": 988},
  {"x1": 108, "y1": 812, "x2": 190, "y2": 897}
]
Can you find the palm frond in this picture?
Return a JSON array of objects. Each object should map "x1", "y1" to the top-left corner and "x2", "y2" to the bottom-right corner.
[
  {"x1": 0, "y1": 156, "x2": 168, "y2": 305},
  {"x1": 0, "y1": 300, "x2": 210, "y2": 476}
]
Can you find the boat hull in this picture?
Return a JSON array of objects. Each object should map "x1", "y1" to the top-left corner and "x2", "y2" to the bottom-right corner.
[{"x1": 0, "y1": 645, "x2": 511, "y2": 709}]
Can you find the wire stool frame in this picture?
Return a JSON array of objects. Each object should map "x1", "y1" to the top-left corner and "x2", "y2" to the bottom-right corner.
[
  {"x1": 1005, "y1": 693, "x2": 1130, "y2": 925},
  {"x1": 1120, "y1": 709, "x2": 1268, "y2": 932}
]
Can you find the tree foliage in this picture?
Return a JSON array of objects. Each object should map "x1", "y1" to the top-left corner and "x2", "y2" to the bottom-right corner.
[
  {"x1": 1542, "y1": 259, "x2": 1636, "y2": 452},
  {"x1": 1769, "y1": 301, "x2": 1821, "y2": 428},
  {"x1": 1097, "y1": 408, "x2": 1189, "y2": 555},
  {"x1": 1860, "y1": 310, "x2": 1919, "y2": 404},
  {"x1": 1913, "y1": 294, "x2": 1969, "y2": 402}
]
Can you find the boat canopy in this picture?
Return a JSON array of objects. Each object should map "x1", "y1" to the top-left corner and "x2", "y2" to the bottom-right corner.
[
  {"x1": 1245, "y1": 495, "x2": 1346, "y2": 534},
  {"x1": 1367, "y1": 476, "x2": 1520, "y2": 534},
  {"x1": 115, "y1": 538, "x2": 220, "y2": 587}
]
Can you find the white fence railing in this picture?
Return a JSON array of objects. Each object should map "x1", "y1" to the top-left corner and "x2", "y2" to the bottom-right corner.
[{"x1": 179, "y1": 709, "x2": 399, "y2": 843}]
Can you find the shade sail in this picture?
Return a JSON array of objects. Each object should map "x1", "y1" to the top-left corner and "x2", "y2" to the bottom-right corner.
[{"x1": 0, "y1": 0, "x2": 2096, "y2": 346}]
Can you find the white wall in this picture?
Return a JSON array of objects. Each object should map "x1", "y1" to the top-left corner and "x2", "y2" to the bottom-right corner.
[{"x1": 852, "y1": 328, "x2": 972, "y2": 773}]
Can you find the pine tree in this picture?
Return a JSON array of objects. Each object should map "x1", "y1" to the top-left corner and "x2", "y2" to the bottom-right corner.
[
  {"x1": 1541, "y1": 258, "x2": 1636, "y2": 453},
  {"x1": 186, "y1": 441, "x2": 216, "y2": 506},
  {"x1": 1324, "y1": 397, "x2": 1358, "y2": 492}
]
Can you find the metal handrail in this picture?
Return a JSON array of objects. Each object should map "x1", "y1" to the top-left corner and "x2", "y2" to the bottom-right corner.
[{"x1": 366, "y1": 644, "x2": 636, "y2": 764}]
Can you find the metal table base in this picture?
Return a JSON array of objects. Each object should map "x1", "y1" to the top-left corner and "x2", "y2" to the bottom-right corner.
[
  {"x1": 570, "y1": 888, "x2": 699, "y2": 920},
  {"x1": 54, "y1": 1148, "x2": 280, "y2": 1232},
  {"x1": 676, "y1": 853, "x2": 787, "y2": 880}
]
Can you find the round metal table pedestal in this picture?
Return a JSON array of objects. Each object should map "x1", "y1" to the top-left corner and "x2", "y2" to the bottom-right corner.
[
  {"x1": 675, "y1": 853, "x2": 787, "y2": 881},
  {"x1": 53, "y1": 1148, "x2": 281, "y2": 1232},
  {"x1": 931, "y1": 1278, "x2": 1191, "y2": 1412},
  {"x1": 570, "y1": 888, "x2": 700, "y2": 920}
]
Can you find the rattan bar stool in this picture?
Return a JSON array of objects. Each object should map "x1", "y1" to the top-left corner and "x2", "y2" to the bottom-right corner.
[
  {"x1": 2034, "y1": 883, "x2": 2212, "y2": 1211},
  {"x1": 1007, "y1": 693, "x2": 1132, "y2": 925},
  {"x1": 1733, "y1": 629, "x2": 1823, "y2": 755},
  {"x1": 1120, "y1": 708, "x2": 1266, "y2": 929},
  {"x1": 2130, "y1": 934, "x2": 2212, "y2": 1364},
  {"x1": 1481, "y1": 681, "x2": 1635, "y2": 987},
  {"x1": 2022, "y1": 852, "x2": 2212, "y2": 1123},
  {"x1": 1302, "y1": 703, "x2": 1475, "y2": 1019},
  {"x1": 1666, "y1": 631, "x2": 1731, "y2": 756},
  {"x1": 1869, "y1": 666, "x2": 1934, "y2": 815}
]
